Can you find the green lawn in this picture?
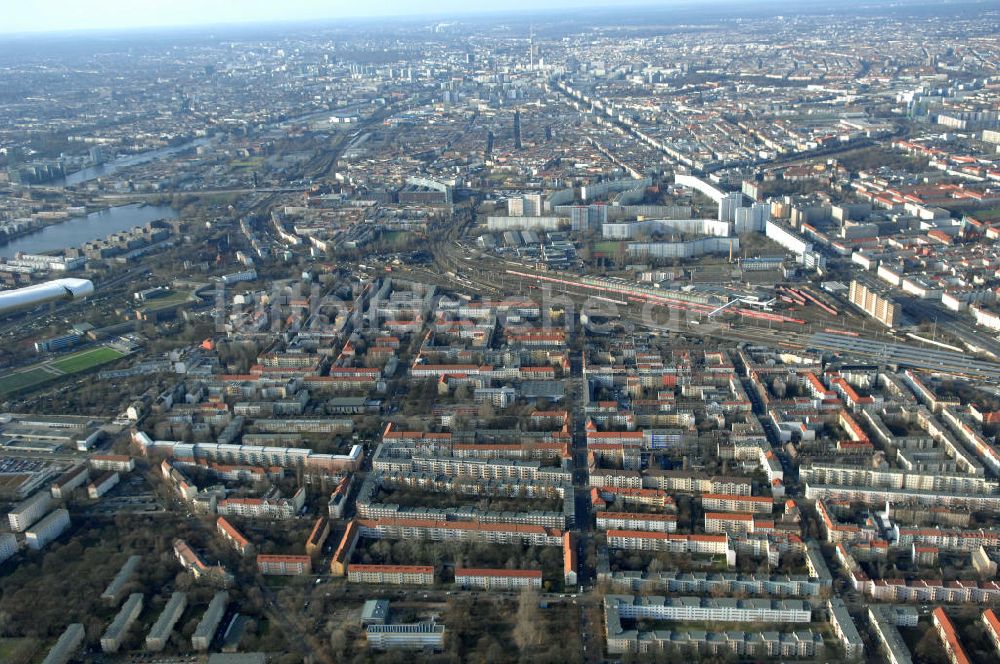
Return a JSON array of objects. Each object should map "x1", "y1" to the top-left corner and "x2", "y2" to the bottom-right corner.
[
  {"x1": 969, "y1": 206, "x2": 1000, "y2": 223},
  {"x1": 148, "y1": 291, "x2": 194, "y2": 305},
  {"x1": 0, "y1": 637, "x2": 38, "y2": 663},
  {"x1": 593, "y1": 241, "x2": 622, "y2": 254},
  {"x1": 139, "y1": 290, "x2": 196, "y2": 312},
  {"x1": 0, "y1": 368, "x2": 57, "y2": 396},
  {"x1": 231, "y1": 157, "x2": 265, "y2": 169},
  {"x1": 52, "y1": 347, "x2": 124, "y2": 374},
  {"x1": 0, "y1": 347, "x2": 125, "y2": 397},
  {"x1": 187, "y1": 192, "x2": 243, "y2": 206}
]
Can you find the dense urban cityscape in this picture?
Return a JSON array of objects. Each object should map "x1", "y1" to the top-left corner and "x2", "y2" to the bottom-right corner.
[{"x1": 2, "y1": 0, "x2": 1000, "y2": 662}]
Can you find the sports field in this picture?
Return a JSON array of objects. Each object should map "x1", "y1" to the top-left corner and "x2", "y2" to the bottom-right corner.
[
  {"x1": 592, "y1": 241, "x2": 622, "y2": 254},
  {"x1": 0, "y1": 347, "x2": 125, "y2": 397},
  {"x1": 140, "y1": 290, "x2": 196, "y2": 311},
  {"x1": 0, "y1": 368, "x2": 57, "y2": 396},
  {"x1": 52, "y1": 347, "x2": 125, "y2": 373}
]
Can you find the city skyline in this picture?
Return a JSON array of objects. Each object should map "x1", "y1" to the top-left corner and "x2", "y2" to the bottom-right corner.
[{"x1": 2, "y1": 0, "x2": 1000, "y2": 662}]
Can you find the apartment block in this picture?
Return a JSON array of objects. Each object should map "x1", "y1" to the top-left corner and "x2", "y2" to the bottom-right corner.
[
  {"x1": 983, "y1": 609, "x2": 1000, "y2": 656},
  {"x1": 800, "y1": 463, "x2": 995, "y2": 495},
  {"x1": 849, "y1": 279, "x2": 901, "y2": 327},
  {"x1": 702, "y1": 493, "x2": 774, "y2": 515},
  {"x1": 89, "y1": 454, "x2": 135, "y2": 473},
  {"x1": 606, "y1": 570, "x2": 827, "y2": 597},
  {"x1": 101, "y1": 555, "x2": 141, "y2": 605},
  {"x1": 256, "y1": 554, "x2": 312, "y2": 576},
  {"x1": 606, "y1": 594, "x2": 811, "y2": 624},
  {"x1": 868, "y1": 605, "x2": 915, "y2": 664},
  {"x1": 933, "y1": 607, "x2": 971, "y2": 664},
  {"x1": 25, "y1": 508, "x2": 70, "y2": 550},
  {"x1": 173, "y1": 538, "x2": 233, "y2": 586},
  {"x1": 596, "y1": 511, "x2": 678, "y2": 533},
  {"x1": 0, "y1": 533, "x2": 18, "y2": 565},
  {"x1": 356, "y1": 517, "x2": 564, "y2": 547},
  {"x1": 828, "y1": 598, "x2": 864, "y2": 660},
  {"x1": 366, "y1": 622, "x2": 445, "y2": 650},
  {"x1": 145, "y1": 591, "x2": 187, "y2": 652},
  {"x1": 41, "y1": 623, "x2": 85, "y2": 664},
  {"x1": 305, "y1": 517, "x2": 330, "y2": 556},
  {"x1": 216, "y1": 487, "x2": 305, "y2": 520},
  {"x1": 455, "y1": 568, "x2": 542, "y2": 590},
  {"x1": 331, "y1": 520, "x2": 360, "y2": 576},
  {"x1": 704, "y1": 511, "x2": 754, "y2": 536},
  {"x1": 192, "y1": 591, "x2": 228, "y2": 651},
  {"x1": 87, "y1": 471, "x2": 119, "y2": 499},
  {"x1": 101, "y1": 593, "x2": 143, "y2": 653},
  {"x1": 643, "y1": 471, "x2": 752, "y2": 495},
  {"x1": 564, "y1": 531, "x2": 578, "y2": 587},
  {"x1": 50, "y1": 464, "x2": 89, "y2": 499},
  {"x1": 216, "y1": 517, "x2": 252, "y2": 556},
  {"x1": 607, "y1": 531, "x2": 732, "y2": 559},
  {"x1": 8, "y1": 490, "x2": 52, "y2": 532},
  {"x1": 347, "y1": 564, "x2": 434, "y2": 585}
]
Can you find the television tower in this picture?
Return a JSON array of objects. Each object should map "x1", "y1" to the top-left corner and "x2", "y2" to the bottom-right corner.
[{"x1": 528, "y1": 25, "x2": 535, "y2": 71}]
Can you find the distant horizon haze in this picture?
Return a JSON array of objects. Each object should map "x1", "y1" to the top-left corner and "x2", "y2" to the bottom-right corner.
[
  {"x1": 6, "y1": 1, "x2": 671, "y2": 35},
  {"x1": 0, "y1": 0, "x2": 979, "y2": 36}
]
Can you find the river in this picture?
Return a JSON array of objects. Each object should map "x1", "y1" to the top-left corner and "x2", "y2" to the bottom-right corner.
[
  {"x1": 57, "y1": 136, "x2": 215, "y2": 187},
  {"x1": 57, "y1": 108, "x2": 336, "y2": 188},
  {"x1": 0, "y1": 204, "x2": 178, "y2": 259}
]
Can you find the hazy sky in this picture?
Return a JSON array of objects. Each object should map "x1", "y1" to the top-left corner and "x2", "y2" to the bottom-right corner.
[{"x1": 3, "y1": 0, "x2": 674, "y2": 34}]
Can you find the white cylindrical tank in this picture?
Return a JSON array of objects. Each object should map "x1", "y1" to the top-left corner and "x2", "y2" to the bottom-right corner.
[{"x1": 0, "y1": 278, "x2": 94, "y2": 315}]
